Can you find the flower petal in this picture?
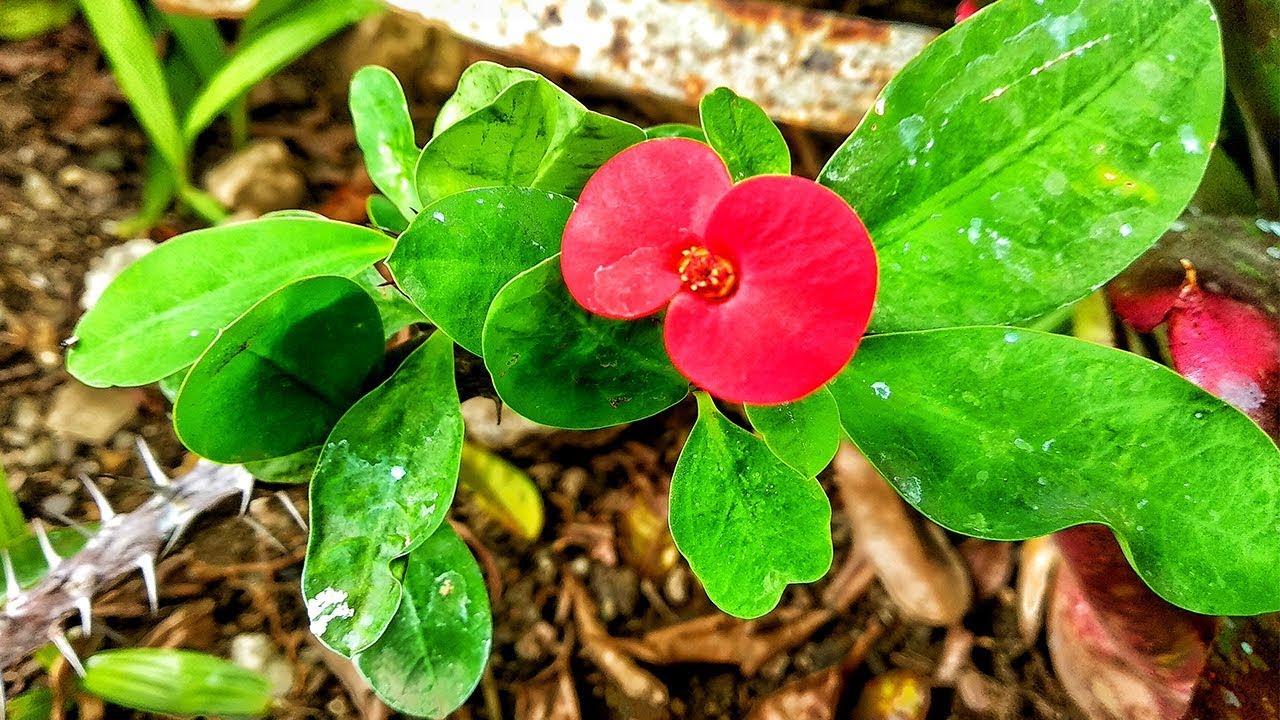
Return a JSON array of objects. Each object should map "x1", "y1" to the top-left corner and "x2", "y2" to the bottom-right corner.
[
  {"x1": 665, "y1": 176, "x2": 878, "y2": 404},
  {"x1": 561, "y1": 138, "x2": 732, "y2": 319}
]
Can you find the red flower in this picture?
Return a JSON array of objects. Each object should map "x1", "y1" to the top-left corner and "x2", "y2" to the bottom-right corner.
[
  {"x1": 560, "y1": 138, "x2": 878, "y2": 405},
  {"x1": 955, "y1": 0, "x2": 980, "y2": 22}
]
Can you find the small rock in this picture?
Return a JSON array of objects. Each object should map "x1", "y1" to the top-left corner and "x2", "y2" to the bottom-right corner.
[
  {"x1": 20, "y1": 437, "x2": 55, "y2": 468},
  {"x1": 664, "y1": 565, "x2": 690, "y2": 606},
  {"x1": 81, "y1": 238, "x2": 156, "y2": 310},
  {"x1": 9, "y1": 396, "x2": 40, "y2": 433},
  {"x1": 461, "y1": 397, "x2": 556, "y2": 449},
  {"x1": 230, "y1": 633, "x2": 293, "y2": 697},
  {"x1": 590, "y1": 563, "x2": 639, "y2": 621},
  {"x1": 568, "y1": 556, "x2": 591, "y2": 577},
  {"x1": 204, "y1": 139, "x2": 306, "y2": 216},
  {"x1": 40, "y1": 493, "x2": 73, "y2": 518},
  {"x1": 22, "y1": 172, "x2": 59, "y2": 211},
  {"x1": 44, "y1": 382, "x2": 139, "y2": 445},
  {"x1": 514, "y1": 620, "x2": 558, "y2": 662},
  {"x1": 154, "y1": 0, "x2": 258, "y2": 18}
]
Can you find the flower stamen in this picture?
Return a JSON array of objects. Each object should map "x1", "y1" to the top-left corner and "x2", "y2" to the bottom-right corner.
[{"x1": 677, "y1": 246, "x2": 738, "y2": 300}]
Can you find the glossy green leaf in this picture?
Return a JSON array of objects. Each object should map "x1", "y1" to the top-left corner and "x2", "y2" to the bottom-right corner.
[
  {"x1": 78, "y1": 0, "x2": 186, "y2": 179},
  {"x1": 482, "y1": 256, "x2": 689, "y2": 430},
  {"x1": 83, "y1": 649, "x2": 272, "y2": 717},
  {"x1": 244, "y1": 447, "x2": 320, "y2": 485},
  {"x1": 433, "y1": 60, "x2": 537, "y2": 135},
  {"x1": 366, "y1": 194, "x2": 410, "y2": 235},
  {"x1": 0, "y1": 527, "x2": 89, "y2": 605},
  {"x1": 304, "y1": 332, "x2": 464, "y2": 656},
  {"x1": 699, "y1": 87, "x2": 790, "y2": 181},
  {"x1": 745, "y1": 387, "x2": 841, "y2": 477},
  {"x1": 182, "y1": 0, "x2": 378, "y2": 142},
  {"x1": 355, "y1": 267, "x2": 426, "y2": 339},
  {"x1": 388, "y1": 187, "x2": 574, "y2": 354},
  {"x1": 645, "y1": 123, "x2": 707, "y2": 142},
  {"x1": 459, "y1": 442, "x2": 544, "y2": 541},
  {"x1": 67, "y1": 216, "x2": 392, "y2": 388},
  {"x1": 829, "y1": 327, "x2": 1280, "y2": 615},
  {"x1": 819, "y1": 0, "x2": 1225, "y2": 332},
  {"x1": 174, "y1": 276, "x2": 383, "y2": 464},
  {"x1": 353, "y1": 523, "x2": 492, "y2": 718},
  {"x1": 351, "y1": 66, "x2": 420, "y2": 218},
  {"x1": 415, "y1": 78, "x2": 645, "y2": 206},
  {"x1": 670, "y1": 394, "x2": 833, "y2": 618}
]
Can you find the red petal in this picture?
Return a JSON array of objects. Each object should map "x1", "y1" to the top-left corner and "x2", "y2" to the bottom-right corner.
[
  {"x1": 1168, "y1": 282, "x2": 1280, "y2": 436},
  {"x1": 1107, "y1": 283, "x2": 1181, "y2": 333},
  {"x1": 664, "y1": 176, "x2": 878, "y2": 404},
  {"x1": 561, "y1": 138, "x2": 732, "y2": 319},
  {"x1": 955, "y1": 0, "x2": 980, "y2": 22}
]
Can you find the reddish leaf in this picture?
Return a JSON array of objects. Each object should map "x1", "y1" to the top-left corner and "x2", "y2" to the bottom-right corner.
[
  {"x1": 664, "y1": 176, "x2": 877, "y2": 404},
  {"x1": 1049, "y1": 525, "x2": 1213, "y2": 720},
  {"x1": 561, "y1": 138, "x2": 731, "y2": 319}
]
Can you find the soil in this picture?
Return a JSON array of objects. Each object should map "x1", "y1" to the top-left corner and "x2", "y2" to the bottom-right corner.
[{"x1": 0, "y1": 8, "x2": 1084, "y2": 719}]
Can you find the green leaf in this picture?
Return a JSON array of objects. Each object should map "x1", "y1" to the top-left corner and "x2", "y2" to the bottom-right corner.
[
  {"x1": 0, "y1": 0, "x2": 75, "y2": 41},
  {"x1": 482, "y1": 256, "x2": 689, "y2": 430},
  {"x1": 5, "y1": 686, "x2": 54, "y2": 720},
  {"x1": 0, "y1": 465, "x2": 24, "y2": 547},
  {"x1": 459, "y1": 442, "x2": 544, "y2": 541},
  {"x1": 415, "y1": 78, "x2": 645, "y2": 206},
  {"x1": 83, "y1": 649, "x2": 272, "y2": 717},
  {"x1": 388, "y1": 187, "x2": 574, "y2": 355},
  {"x1": 670, "y1": 394, "x2": 833, "y2": 618},
  {"x1": 744, "y1": 387, "x2": 841, "y2": 477},
  {"x1": 67, "y1": 216, "x2": 392, "y2": 388},
  {"x1": 303, "y1": 332, "x2": 464, "y2": 656},
  {"x1": 0, "y1": 527, "x2": 89, "y2": 605},
  {"x1": 354, "y1": 267, "x2": 427, "y2": 339},
  {"x1": 698, "y1": 87, "x2": 790, "y2": 181},
  {"x1": 366, "y1": 195, "x2": 410, "y2": 235},
  {"x1": 433, "y1": 60, "x2": 537, "y2": 136},
  {"x1": 351, "y1": 66, "x2": 420, "y2": 218},
  {"x1": 78, "y1": 0, "x2": 186, "y2": 179},
  {"x1": 174, "y1": 276, "x2": 383, "y2": 464},
  {"x1": 828, "y1": 327, "x2": 1280, "y2": 615},
  {"x1": 645, "y1": 123, "x2": 708, "y2": 142},
  {"x1": 182, "y1": 0, "x2": 378, "y2": 143},
  {"x1": 819, "y1": 0, "x2": 1225, "y2": 332},
  {"x1": 353, "y1": 523, "x2": 492, "y2": 718},
  {"x1": 243, "y1": 446, "x2": 321, "y2": 485}
]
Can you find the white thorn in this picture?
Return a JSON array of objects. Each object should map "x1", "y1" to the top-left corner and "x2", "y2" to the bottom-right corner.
[
  {"x1": 241, "y1": 515, "x2": 287, "y2": 553},
  {"x1": 137, "y1": 553, "x2": 159, "y2": 613},
  {"x1": 275, "y1": 491, "x2": 307, "y2": 531},
  {"x1": 80, "y1": 474, "x2": 115, "y2": 521},
  {"x1": 2, "y1": 548, "x2": 19, "y2": 599},
  {"x1": 135, "y1": 437, "x2": 170, "y2": 487},
  {"x1": 76, "y1": 594, "x2": 93, "y2": 635},
  {"x1": 32, "y1": 520, "x2": 61, "y2": 570},
  {"x1": 49, "y1": 630, "x2": 86, "y2": 677},
  {"x1": 161, "y1": 518, "x2": 192, "y2": 557},
  {"x1": 236, "y1": 471, "x2": 254, "y2": 516},
  {"x1": 45, "y1": 511, "x2": 93, "y2": 539}
]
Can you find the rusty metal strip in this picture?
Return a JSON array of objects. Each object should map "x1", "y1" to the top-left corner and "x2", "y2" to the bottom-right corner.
[{"x1": 385, "y1": 0, "x2": 938, "y2": 134}]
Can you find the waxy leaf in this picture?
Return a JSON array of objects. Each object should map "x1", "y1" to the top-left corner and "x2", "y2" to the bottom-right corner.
[
  {"x1": 699, "y1": 87, "x2": 790, "y2": 182},
  {"x1": 670, "y1": 394, "x2": 833, "y2": 618},
  {"x1": 819, "y1": 0, "x2": 1225, "y2": 332},
  {"x1": 415, "y1": 78, "x2": 644, "y2": 206},
  {"x1": 67, "y1": 217, "x2": 392, "y2": 388},
  {"x1": 353, "y1": 523, "x2": 492, "y2": 718},
  {"x1": 388, "y1": 187, "x2": 574, "y2": 354},
  {"x1": 745, "y1": 387, "x2": 841, "y2": 477},
  {"x1": 459, "y1": 442, "x2": 545, "y2": 541},
  {"x1": 83, "y1": 649, "x2": 272, "y2": 718},
  {"x1": 174, "y1": 276, "x2": 383, "y2": 464},
  {"x1": 244, "y1": 447, "x2": 321, "y2": 485},
  {"x1": 482, "y1": 256, "x2": 689, "y2": 430},
  {"x1": 366, "y1": 194, "x2": 410, "y2": 235},
  {"x1": 304, "y1": 332, "x2": 464, "y2": 656},
  {"x1": 829, "y1": 327, "x2": 1280, "y2": 615},
  {"x1": 433, "y1": 61, "x2": 537, "y2": 135},
  {"x1": 355, "y1": 267, "x2": 427, "y2": 340},
  {"x1": 646, "y1": 123, "x2": 708, "y2": 142},
  {"x1": 351, "y1": 66, "x2": 420, "y2": 218}
]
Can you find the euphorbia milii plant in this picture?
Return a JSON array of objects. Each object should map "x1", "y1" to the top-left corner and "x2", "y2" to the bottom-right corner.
[
  {"x1": 60, "y1": 0, "x2": 1280, "y2": 715},
  {"x1": 560, "y1": 138, "x2": 878, "y2": 404}
]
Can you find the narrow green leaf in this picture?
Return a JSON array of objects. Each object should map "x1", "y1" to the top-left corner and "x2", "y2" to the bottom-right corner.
[
  {"x1": 5, "y1": 686, "x2": 54, "y2": 720},
  {"x1": 698, "y1": 87, "x2": 790, "y2": 181},
  {"x1": 482, "y1": 256, "x2": 689, "y2": 430},
  {"x1": 304, "y1": 332, "x2": 464, "y2": 656},
  {"x1": 415, "y1": 78, "x2": 645, "y2": 206},
  {"x1": 829, "y1": 327, "x2": 1280, "y2": 615},
  {"x1": 388, "y1": 187, "x2": 573, "y2": 355},
  {"x1": 67, "y1": 216, "x2": 392, "y2": 388},
  {"x1": 351, "y1": 66, "x2": 420, "y2": 218},
  {"x1": 670, "y1": 394, "x2": 832, "y2": 618},
  {"x1": 433, "y1": 60, "x2": 537, "y2": 136},
  {"x1": 459, "y1": 442, "x2": 544, "y2": 541},
  {"x1": 645, "y1": 123, "x2": 708, "y2": 142},
  {"x1": 78, "y1": 0, "x2": 186, "y2": 179},
  {"x1": 353, "y1": 523, "x2": 492, "y2": 718},
  {"x1": 83, "y1": 649, "x2": 272, "y2": 717},
  {"x1": 0, "y1": 527, "x2": 88, "y2": 605},
  {"x1": 819, "y1": 0, "x2": 1225, "y2": 332},
  {"x1": 174, "y1": 276, "x2": 383, "y2": 464},
  {"x1": 0, "y1": 465, "x2": 25, "y2": 547},
  {"x1": 745, "y1": 387, "x2": 841, "y2": 478},
  {"x1": 366, "y1": 194, "x2": 410, "y2": 235},
  {"x1": 165, "y1": 15, "x2": 226, "y2": 80},
  {"x1": 182, "y1": 0, "x2": 378, "y2": 142}
]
